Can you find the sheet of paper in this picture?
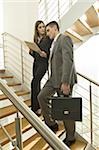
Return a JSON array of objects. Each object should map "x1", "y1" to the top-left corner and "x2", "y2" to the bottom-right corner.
[{"x1": 25, "y1": 41, "x2": 41, "y2": 53}]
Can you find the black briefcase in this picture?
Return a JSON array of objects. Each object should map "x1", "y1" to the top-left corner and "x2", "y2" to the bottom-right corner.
[{"x1": 48, "y1": 96, "x2": 82, "y2": 121}]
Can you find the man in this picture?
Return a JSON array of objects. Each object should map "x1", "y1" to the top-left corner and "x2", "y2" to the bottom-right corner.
[{"x1": 38, "y1": 21, "x2": 77, "y2": 147}]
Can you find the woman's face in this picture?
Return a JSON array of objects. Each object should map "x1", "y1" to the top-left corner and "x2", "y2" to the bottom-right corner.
[{"x1": 37, "y1": 23, "x2": 45, "y2": 36}]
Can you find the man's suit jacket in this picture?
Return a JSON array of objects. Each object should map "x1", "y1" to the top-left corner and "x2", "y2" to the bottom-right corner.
[{"x1": 49, "y1": 34, "x2": 77, "y2": 89}]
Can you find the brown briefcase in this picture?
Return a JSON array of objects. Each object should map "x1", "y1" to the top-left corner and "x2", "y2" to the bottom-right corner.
[{"x1": 48, "y1": 96, "x2": 82, "y2": 121}]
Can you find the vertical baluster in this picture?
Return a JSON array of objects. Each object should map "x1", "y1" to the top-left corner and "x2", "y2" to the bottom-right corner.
[
  {"x1": 15, "y1": 112, "x2": 23, "y2": 150},
  {"x1": 21, "y1": 43, "x2": 24, "y2": 83},
  {"x1": 69, "y1": 0, "x2": 73, "y2": 8},
  {"x1": 89, "y1": 82, "x2": 93, "y2": 145},
  {"x1": 2, "y1": 34, "x2": 5, "y2": 69}
]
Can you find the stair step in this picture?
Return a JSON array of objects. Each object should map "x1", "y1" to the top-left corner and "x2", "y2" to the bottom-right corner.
[
  {"x1": 23, "y1": 133, "x2": 41, "y2": 150},
  {"x1": 70, "y1": 140, "x2": 87, "y2": 150},
  {"x1": 34, "y1": 130, "x2": 65, "y2": 150},
  {"x1": 0, "y1": 117, "x2": 32, "y2": 146},
  {"x1": 1, "y1": 115, "x2": 44, "y2": 147},
  {"x1": 45, "y1": 139, "x2": 87, "y2": 150},
  {"x1": 0, "y1": 70, "x2": 13, "y2": 79},
  {"x1": 0, "y1": 99, "x2": 31, "y2": 119},
  {"x1": 0, "y1": 90, "x2": 30, "y2": 100},
  {"x1": 0, "y1": 69, "x2": 5, "y2": 73},
  {"x1": 0, "y1": 75, "x2": 13, "y2": 79},
  {"x1": 30, "y1": 137, "x2": 48, "y2": 150},
  {"x1": 3, "y1": 77, "x2": 22, "y2": 87},
  {"x1": 42, "y1": 130, "x2": 65, "y2": 150},
  {"x1": 23, "y1": 122, "x2": 64, "y2": 150},
  {"x1": 7, "y1": 82, "x2": 21, "y2": 87}
]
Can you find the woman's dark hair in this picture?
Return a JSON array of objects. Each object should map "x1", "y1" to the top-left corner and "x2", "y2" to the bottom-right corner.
[
  {"x1": 46, "y1": 21, "x2": 60, "y2": 31},
  {"x1": 34, "y1": 20, "x2": 46, "y2": 43}
]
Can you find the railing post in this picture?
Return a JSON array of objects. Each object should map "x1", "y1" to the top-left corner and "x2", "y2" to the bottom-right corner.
[
  {"x1": 89, "y1": 82, "x2": 93, "y2": 145},
  {"x1": 0, "y1": 144, "x2": 3, "y2": 150},
  {"x1": 58, "y1": 0, "x2": 61, "y2": 27},
  {"x1": 15, "y1": 112, "x2": 23, "y2": 150},
  {"x1": 0, "y1": 123, "x2": 19, "y2": 150},
  {"x1": 21, "y1": 43, "x2": 24, "y2": 83},
  {"x1": 2, "y1": 34, "x2": 5, "y2": 69},
  {"x1": 69, "y1": 0, "x2": 73, "y2": 8}
]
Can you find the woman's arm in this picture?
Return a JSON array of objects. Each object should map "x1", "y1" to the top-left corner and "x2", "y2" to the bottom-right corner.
[
  {"x1": 39, "y1": 36, "x2": 53, "y2": 57},
  {"x1": 29, "y1": 49, "x2": 35, "y2": 57}
]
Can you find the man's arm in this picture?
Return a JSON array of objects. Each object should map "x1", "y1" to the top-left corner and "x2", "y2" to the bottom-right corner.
[{"x1": 61, "y1": 36, "x2": 73, "y2": 95}]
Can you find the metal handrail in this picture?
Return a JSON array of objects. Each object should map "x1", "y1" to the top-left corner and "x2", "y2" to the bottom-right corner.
[
  {"x1": 0, "y1": 43, "x2": 3, "y2": 48},
  {"x1": 3, "y1": 34, "x2": 99, "y2": 87},
  {"x1": 2, "y1": 32, "x2": 48, "y2": 89},
  {"x1": 77, "y1": 72, "x2": 99, "y2": 145},
  {"x1": 2, "y1": 32, "x2": 32, "y2": 88},
  {"x1": 2, "y1": 32, "x2": 23, "y2": 44},
  {"x1": 77, "y1": 72, "x2": 99, "y2": 87},
  {"x1": 0, "y1": 79, "x2": 69, "y2": 150}
]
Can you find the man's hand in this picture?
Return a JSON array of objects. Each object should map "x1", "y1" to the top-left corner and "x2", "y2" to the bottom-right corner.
[
  {"x1": 61, "y1": 83, "x2": 70, "y2": 95},
  {"x1": 39, "y1": 51, "x2": 47, "y2": 58}
]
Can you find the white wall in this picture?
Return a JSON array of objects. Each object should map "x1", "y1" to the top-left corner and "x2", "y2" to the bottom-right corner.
[
  {"x1": 0, "y1": 0, "x2": 3, "y2": 34},
  {"x1": 0, "y1": 0, "x2": 4, "y2": 69},
  {"x1": 75, "y1": 34, "x2": 99, "y2": 82},
  {"x1": 3, "y1": 0, "x2": 39, "y2": 41}
]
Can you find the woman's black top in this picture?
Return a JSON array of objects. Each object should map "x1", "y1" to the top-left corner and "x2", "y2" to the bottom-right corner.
[{"x1": 29, "y1": 36, "x2": 52, "y2": 65}]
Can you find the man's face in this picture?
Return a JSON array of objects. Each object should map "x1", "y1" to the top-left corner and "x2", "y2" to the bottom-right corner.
[{"x1": 46, "y1": 26, "x2": 55, "y2": 39}]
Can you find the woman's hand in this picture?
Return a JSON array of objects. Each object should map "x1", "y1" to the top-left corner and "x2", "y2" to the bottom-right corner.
[{"x1": 39, "y1": 51, "x2": 47, "y2": 58}]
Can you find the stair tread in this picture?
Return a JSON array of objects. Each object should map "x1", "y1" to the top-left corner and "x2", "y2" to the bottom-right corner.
[
  {"x1": 0, "y1": 117, "x2": 32, "y2": 146},
  {"x1": 0, "y1": 99, "x2": 31, "y2": 119},
  {"x1": 0, "y1": 70, "x2": 13, "y2": 79},
  {"x1": 70, "y1": 140, "x2": 87, "y2": 150},
  {"x1": 0, "y1": 69, "x2": 5, "y2": 73},
  {"x1": 4, "y1": 77, "x2": 22, "y2": 86},
  {"x1": 7, "y1": 82, "x2": 21, "y2": 86},
  {"x1": 23, "y1": 133, "x2": 41, "y2": 150},
  {"x1": 0, "y1": 90, "x2": 30, "y2": 100},
  {"x1": 33, "y1": 131, "x2": 65, "y2": 150},
  {"x1": 23, "y1": 122, "x2": 64, "y2": 150},
  {"x1": 0, "y1": 116, "x2": 43, "y2": 146},
  {"x1": 43, "y1": 140, "x2": 87, "y2": 150}
]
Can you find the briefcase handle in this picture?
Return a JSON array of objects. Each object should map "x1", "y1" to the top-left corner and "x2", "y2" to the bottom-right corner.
[{"x1": 57, "y1": 90, "x2": 70, "y2": 97}]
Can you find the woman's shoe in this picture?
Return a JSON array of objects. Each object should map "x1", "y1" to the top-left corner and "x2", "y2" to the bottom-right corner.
[{"x1": 46, "y1": 123, "x2": 58, "y2": 133}]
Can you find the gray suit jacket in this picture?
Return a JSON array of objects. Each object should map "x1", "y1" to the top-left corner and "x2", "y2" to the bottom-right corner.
[{"x1": 48, "y1": 34, "x2": 77, "y2": 89}]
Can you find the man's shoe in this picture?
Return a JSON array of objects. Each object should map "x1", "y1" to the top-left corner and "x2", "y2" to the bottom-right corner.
[
  {"x1": 63, "y1": 138, "x2": 76, "y2": 147},
  {"x1": 35, "y1": 109, "x2": 41, "y2": 117},
  {"x1": 46, "y1": 123, "x2": 58, "y2": 133},
  {"x1": 32, "y1": 109, "x2": 41, "y2": 117}
]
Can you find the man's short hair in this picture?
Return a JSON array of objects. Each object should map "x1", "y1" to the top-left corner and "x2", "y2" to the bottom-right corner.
[{"x1": 46, "y1": 21, "x2": 60, "y2": 31}]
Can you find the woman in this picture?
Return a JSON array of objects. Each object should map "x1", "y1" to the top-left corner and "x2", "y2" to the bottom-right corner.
[{"x1": 29, "y1": 20, "x2": 52, "y2": 116}]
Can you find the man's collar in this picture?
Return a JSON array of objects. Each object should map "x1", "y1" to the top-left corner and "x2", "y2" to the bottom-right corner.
[{"x1": 54, "y1": 33, "x2": 61, "y2": 42}]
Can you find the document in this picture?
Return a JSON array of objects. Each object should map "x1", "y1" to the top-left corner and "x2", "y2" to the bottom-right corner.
[{"x1": 25, "y1": 41, "x2": 41, "y2": 54}]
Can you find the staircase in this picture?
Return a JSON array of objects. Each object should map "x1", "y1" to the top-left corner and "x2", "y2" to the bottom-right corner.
[
  {"x1": 63, "y1": 2, "x2": 99, "y2": 50},
  {"x1": 0, "y1": 69, "x2": 88, "y2": 150},
  {"x1": 0, "y1": 1, "x2": 99, "y2": 149}
]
